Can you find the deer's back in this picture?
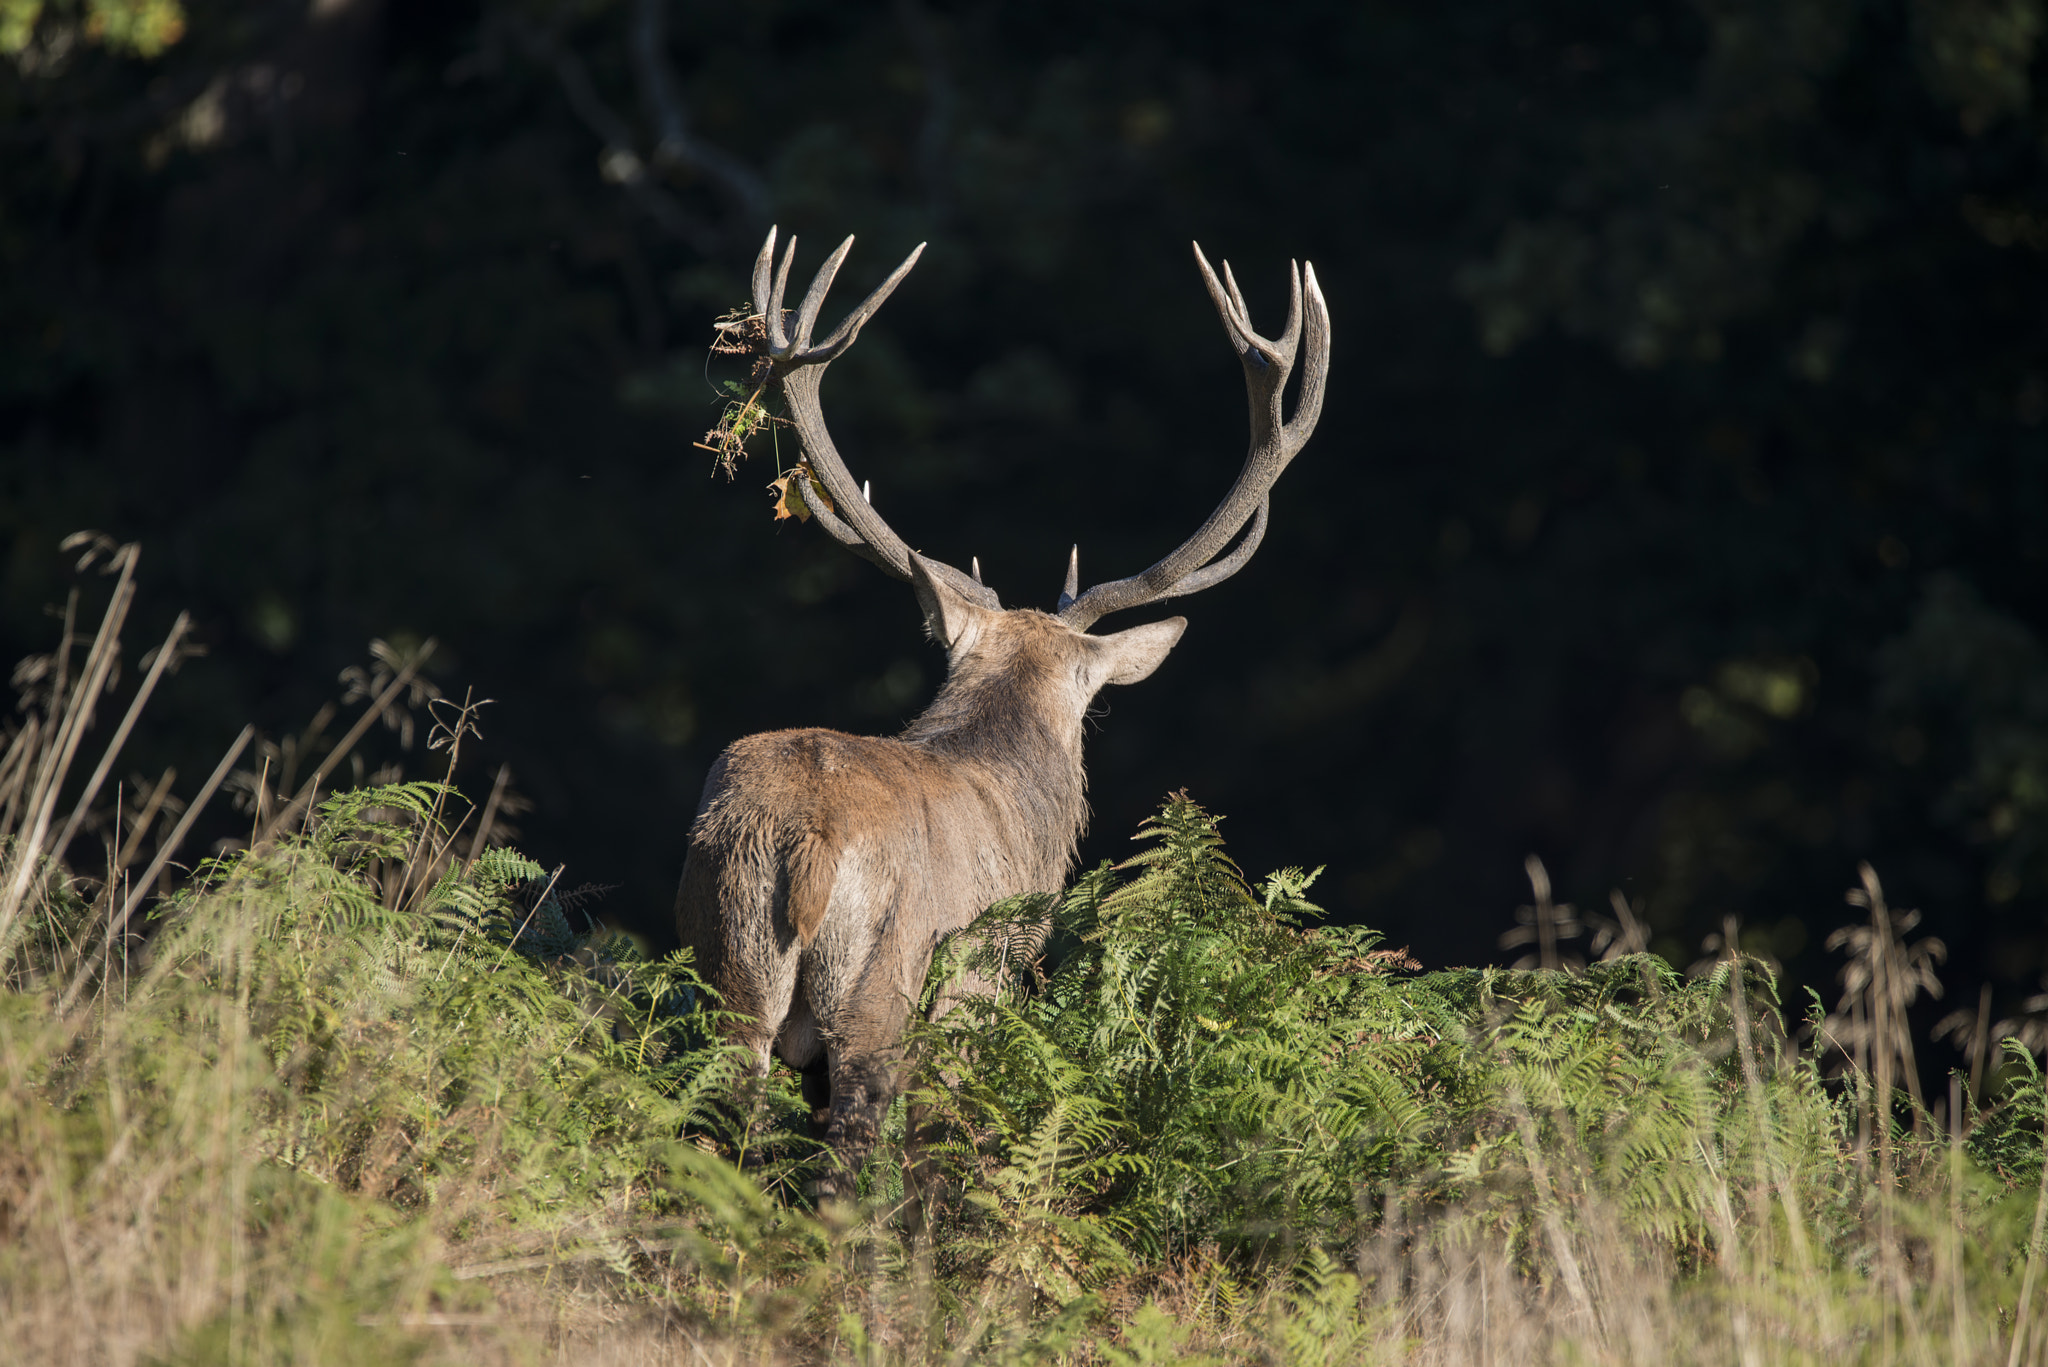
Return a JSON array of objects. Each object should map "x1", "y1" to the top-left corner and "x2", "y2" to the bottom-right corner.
[{"x1": 678, "y1": 726, "x2": 1061, "y2": 963}]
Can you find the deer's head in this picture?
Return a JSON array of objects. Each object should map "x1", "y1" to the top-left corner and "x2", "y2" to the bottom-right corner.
[{"x1": 742, "y1": 227, "x2": 1330, "y2": 729}]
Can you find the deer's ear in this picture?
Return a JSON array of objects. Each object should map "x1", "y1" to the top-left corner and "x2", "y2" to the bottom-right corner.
[
  {"x1": 1096, "y1": 617, "x2": 1187, "y2": 686},
  {"x1": 910, "y1": 553, "x2": 990, "y2": 654}
]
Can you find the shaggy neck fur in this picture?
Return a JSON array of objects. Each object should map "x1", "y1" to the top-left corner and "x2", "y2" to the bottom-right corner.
[{"x1": 898, "y1": 619, "x2": 1091, "y2": 881}]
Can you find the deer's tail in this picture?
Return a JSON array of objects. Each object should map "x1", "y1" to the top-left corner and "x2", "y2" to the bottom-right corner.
[{"x1": 786, "y1": 821, "x2": 838, "y2": 947}]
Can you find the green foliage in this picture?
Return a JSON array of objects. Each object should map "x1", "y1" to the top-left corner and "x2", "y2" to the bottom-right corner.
[
  {"x1": 0, "y1": 832, "x2": 95, "y2": 981},
  {"x1": 918, "y1": 794, "x2": 1884, "y2": 1292},
  {"x1": 1101, "y1": 1301, "x2": 1218, "y2": 1367},
  {"x1": 918, "y1": 797, "x2": 1436, "y2": 1262},
  {"x1": 81, "y1": 782, "x2": 756, "y2": 1220},
  {"x1": 0, "y1": 0, "x2": 184, "y2": 57},
  {"x1": 1970, "y1": 1044, "x2": 2048, "y2": 1185}
]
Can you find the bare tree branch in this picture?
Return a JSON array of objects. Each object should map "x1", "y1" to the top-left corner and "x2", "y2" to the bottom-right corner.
[
  {"x1": 506, "y1": 17, "x2": 720, "y2": 253},
  {"x1": 631, "y1": 0, "x2": 768, "y2": 223}
]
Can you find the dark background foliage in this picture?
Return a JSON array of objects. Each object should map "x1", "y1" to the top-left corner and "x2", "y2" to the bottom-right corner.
[{"x1": 4, "y1": 0, "x2": 2045, "y2": 1018}]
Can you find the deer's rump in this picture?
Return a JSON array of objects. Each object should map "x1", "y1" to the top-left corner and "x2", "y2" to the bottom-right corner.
[{"x1": 674, "y1": 727, "x2": 1044, "y2": 1071}]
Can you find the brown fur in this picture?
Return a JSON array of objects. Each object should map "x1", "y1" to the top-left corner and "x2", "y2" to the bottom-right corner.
[{"x1": 674, "y1": 561, "x2": 1184, "y2": 1195}]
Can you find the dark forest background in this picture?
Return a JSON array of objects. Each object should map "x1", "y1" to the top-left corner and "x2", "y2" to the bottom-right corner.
[{"x1": 4, "y1": 0, "x2": 2046, "y2": 1026}]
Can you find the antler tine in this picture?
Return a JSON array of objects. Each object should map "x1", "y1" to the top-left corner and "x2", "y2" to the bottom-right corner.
[
  {"x1": 1221, "y1": 259, "x2": 1251, "y2": 332},
  {"x1": 1194, "y1": 245, "x2": 1256, "y2": 356},
  {"x1": 810, "y1": 242, "x2": 925, "y2": 361},
  {"x1": 1055, "y1": 246, "x2": 1330, "y2": 631},
  {"x1": 793, "y1": 236, "x2": 854, "y2": 349},
  {"x1": 745, "y1": 227, "x2": 1000, "y2": 609},
  {"x1": 751, "y1": 227, "x2": 778, "y2": 329},
  {"x1": 1293, "y1": 261, "x2": 1331, "y2": 439},
  {"x1": 772, "y1": 234, "x2": 801, "y2": 349},
  {"x1": 748, "y1": 228, "x2": 803, "y2": 350},
  {"x1": 752, "y1": 228, "x2": 789, "y2": 349},
  {"x1": 1281, "y1": 259, "x2": 1304, "y2": 359}
]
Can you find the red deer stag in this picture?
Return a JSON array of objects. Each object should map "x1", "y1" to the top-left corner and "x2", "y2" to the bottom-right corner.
[{"x1": 676, "y1": 227, "x2": 1330, "y2": 1195}]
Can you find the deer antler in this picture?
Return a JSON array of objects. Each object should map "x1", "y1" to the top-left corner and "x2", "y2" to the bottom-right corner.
[
  {"x1": 751, "y1": 227, "x2": 1000, "y2": 608},
  {"x1": 1055, "y1": 244, "x2": 1330, "y2": 631}
]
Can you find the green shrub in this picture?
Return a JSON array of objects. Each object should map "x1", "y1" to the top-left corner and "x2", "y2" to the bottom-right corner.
[{"x1": 912, "y1": 793, "x2": 1975, "y2": 1303}]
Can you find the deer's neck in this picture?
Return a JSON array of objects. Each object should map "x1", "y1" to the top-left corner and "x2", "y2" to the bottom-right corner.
[{"x1": 898, "y1": 665, "x2": 1089, "y2": 876}]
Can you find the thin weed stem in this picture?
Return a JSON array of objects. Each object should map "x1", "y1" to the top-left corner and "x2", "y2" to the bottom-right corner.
[
  {"x1": 60, "y1": 725, "x2": 253, "y2": 1014},
  {"x1": 466, "y1": 761, "x2": 513, "y2": 868},
  {"x1": 2011, "y1": 1064, "x2": 2048, "y2": 1367},
  {"x1": 47, "y1": 611, "x2": 190, "y2": 875},
  {"x1": 0, "y1": 549, "x2": 137, "y2": 944},
  {"x1": 258, "y1": 641, "x2": 437, "y2": 844}
]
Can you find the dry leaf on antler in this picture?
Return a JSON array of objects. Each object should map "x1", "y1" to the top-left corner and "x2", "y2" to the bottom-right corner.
[{"x1": 768, "y1": 463, "x2": 834, "y2": 523}]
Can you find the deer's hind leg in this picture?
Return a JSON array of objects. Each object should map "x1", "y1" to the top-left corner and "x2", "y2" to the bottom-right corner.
[
  {"x1": 804, "y1": 916, "x2": 921, "y2": 1201},
  {"x1": 676, "y1": 832, "x2": 805, "y2": 1158},
  {"x1": 814, "y1": 1041, "x2": 909, "y2": 1201},
  {"x1": 722, "y1": 939, "x2": 805, "y2": 1166}
]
